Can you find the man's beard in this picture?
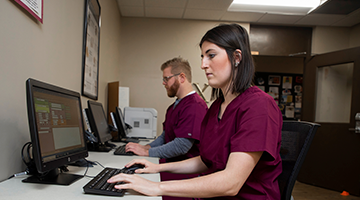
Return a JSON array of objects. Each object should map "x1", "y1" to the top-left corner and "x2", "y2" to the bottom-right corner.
[{"x1": 167, "y1": 79, "x2": 180, "y2": 98}]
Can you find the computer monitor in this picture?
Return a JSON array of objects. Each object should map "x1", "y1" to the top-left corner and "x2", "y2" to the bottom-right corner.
[
  {"x1": 23, "y1": 78, "x2": 88, "y2": 185},
  {"x1": 110, "y1": 107, "x2": 139, "y2": 143},
  {"x1": 86, "y1": 100, "x2": 113, "y2": 150},
  {"x1": 113, "y1": 107, "x2": 128, "y2": 139}
]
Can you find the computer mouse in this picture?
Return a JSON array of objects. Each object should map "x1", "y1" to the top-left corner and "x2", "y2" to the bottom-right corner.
[{"x1": 123, "y1": 164, "x2": 145, "y2": 173}]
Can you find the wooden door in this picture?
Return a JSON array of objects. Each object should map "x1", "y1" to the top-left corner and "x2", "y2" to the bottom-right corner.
[{"x1": 298, "y1": 46, "x2": 360, "y2": 195}]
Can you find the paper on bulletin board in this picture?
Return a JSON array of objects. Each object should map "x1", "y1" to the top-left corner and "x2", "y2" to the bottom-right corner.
[
  {"x1": 282, "y1": 76, "x2": 293, "y2": 89},
  {"x1": 14, "y1": 0, "x2": 43, "y2": 23},
  {"x1": 119, "y1": 87, "x2": 129, "y2": 112},
  {"x1": 268, "y1": 75, "x2": 281, "y2": 86},
  {"x1": 285, "y1": 105, "x2": 295, "y2": 118},
  {"x1": 268, "y1": 87, "x2": 279, "y2": 99}
]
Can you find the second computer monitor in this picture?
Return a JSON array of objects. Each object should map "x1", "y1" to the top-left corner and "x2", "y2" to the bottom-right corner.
[{"x1": 87, "y1": 100, "x2": 112, "y2": 144}]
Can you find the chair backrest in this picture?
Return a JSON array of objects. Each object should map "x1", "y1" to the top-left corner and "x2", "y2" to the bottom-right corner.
[{"x1": 278, "y1": 120, "x2": 320, "y2": 200}]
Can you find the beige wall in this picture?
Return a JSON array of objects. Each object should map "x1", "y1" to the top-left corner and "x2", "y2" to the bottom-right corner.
[
  {"x1": 118, "y1": 18, "x2": 249, "y2": 135},
  {"x1": 0, "y1": 0, "x2": 122, "y2": 181},
  {"x1": 312, "y1": 23, "x2": 360, "y2": 54}
]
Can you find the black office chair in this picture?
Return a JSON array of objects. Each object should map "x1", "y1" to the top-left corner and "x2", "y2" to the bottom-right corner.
[{"x1": 278, "y1": 120, "x2": 320, "y2": 200}]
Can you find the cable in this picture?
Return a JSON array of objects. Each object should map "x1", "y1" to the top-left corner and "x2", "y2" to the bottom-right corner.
[
  {"x1": 21, "y1": 142, "x2": 32, "y2": 166},
  {"x1": 82, "y1": 158, "x2": 91, "y2": 177},
  {"x1": 7, "y1": 171, "x2": 29, "y2": 179},
  {"x1": 83, "y1": 158, "x2": 106, "y2": 178},
  {"x1": 8, "y1": 142, "x2": 33, "y2": 180},
  {"x1": 94, "y1": 161, "x2": 105, "y2": 169}
]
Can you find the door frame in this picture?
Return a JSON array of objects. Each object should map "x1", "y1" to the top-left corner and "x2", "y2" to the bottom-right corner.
[{"x1": 302, "y1": 46, "x2": 360, "y2": 123}]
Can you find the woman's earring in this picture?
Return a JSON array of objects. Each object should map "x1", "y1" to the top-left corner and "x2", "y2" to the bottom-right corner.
[{"x1": 235, "y1": 62, "x2": 239, "y2": 67}]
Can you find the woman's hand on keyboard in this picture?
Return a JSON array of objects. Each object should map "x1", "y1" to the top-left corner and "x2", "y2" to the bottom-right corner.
[
  {"x1": 125, "y1": 159, "x2": 160, "y2": 174},
  {"x1": 107, "y1": 173, "x2": 161, "y2": 196}
]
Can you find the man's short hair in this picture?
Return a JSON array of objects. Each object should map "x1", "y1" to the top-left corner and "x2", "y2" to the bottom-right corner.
[{"x1": 161, "y1": 57, "x2": 192, "y2": 83}]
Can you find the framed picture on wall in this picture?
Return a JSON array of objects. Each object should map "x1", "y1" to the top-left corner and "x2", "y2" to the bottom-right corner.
[
  {"x1": 14, "y1": 0, "x2": 43, "y2": 23},
  {"x1": 81, "y1": 0, "x2": 101, "y2": 100}
]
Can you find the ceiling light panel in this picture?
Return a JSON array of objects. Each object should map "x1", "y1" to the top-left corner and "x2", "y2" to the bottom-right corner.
[
  {"x1": 228, "y1": 0, "x2": 326, "y2": 15},
  {"x1": 231, "y1": 0, "x2": 321, "y2": 8}
]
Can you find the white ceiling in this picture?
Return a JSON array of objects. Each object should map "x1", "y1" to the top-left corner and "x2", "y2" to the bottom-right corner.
[{"x1": 116, "y1": 0, "x2": 360, "y2": 27}]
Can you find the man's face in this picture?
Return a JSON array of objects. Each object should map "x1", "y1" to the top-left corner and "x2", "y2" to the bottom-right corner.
[{"x1": 162, "y1": 67, "x2": 180, "y2": 98}]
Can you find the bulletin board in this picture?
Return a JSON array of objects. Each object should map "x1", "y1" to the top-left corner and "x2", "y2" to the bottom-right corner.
[{"x1": 254, "y1": 72, "x2": 303, "y2": 120}]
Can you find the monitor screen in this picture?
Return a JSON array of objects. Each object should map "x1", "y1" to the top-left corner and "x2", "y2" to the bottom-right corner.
[
  {"x1": 24, "y1": 78, "x2": 88, "y2": 185},
  {"x1": 87, "y1": 101, "x2": 112, "y2": 144},
  {"x1": 114, "y1": 107, "x2": 128, "y2": 139}
]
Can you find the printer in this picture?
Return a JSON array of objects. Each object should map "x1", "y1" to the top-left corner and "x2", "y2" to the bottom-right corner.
[{"x1": 124, "y1": 107, "x2": 157, "y2": 138}]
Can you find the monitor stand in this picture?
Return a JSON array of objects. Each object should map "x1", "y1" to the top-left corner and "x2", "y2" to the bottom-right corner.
[
  {"x1": 87, "y1": 142, "x2": 112, "y2": 152},
  {"x1": 22, "y1": 168, "x2": 82, "y2": 185},
  {"x1": 121, "y1": 137, "x2": 140, "y2": 143}
]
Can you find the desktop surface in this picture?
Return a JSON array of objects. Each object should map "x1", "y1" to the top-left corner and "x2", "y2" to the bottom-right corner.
[{"x1": 1, "y1": 142, "x2": 160, "y2": 200}]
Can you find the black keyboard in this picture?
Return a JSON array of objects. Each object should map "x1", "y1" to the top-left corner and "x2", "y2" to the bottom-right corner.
[
  {"x1": 83, "y1": 167, "x2": 133, "y2": 196},
  {"x1": 114, "y1": 145, "x2": 135, "y2": 156},
  {"x1": 83, "y1": 164, "x2": 145, "y2": 196}
]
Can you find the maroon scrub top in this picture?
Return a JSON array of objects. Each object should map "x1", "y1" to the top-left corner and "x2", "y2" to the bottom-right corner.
[
  {"x1": 199, "y1": 86, "x2": 282, "y2": 200},
  {"x1": 163, "y1": 92, "x2": 208, "y2": 163}
]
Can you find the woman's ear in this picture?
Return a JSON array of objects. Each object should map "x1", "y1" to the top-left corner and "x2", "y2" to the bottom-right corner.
[{"x1": 234, "y1": 49, "x2": 242, "y2": 66}]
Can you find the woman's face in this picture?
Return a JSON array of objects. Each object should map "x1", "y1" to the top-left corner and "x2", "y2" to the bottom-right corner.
[{"x1": 200, "y1": 41, "x2": 232, "y2": 91}]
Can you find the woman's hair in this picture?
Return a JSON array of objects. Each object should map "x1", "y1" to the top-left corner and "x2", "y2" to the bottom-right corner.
[
  {"x1": 199, "y1": 24, "x2": 255, "y2": 100},
  {"x1": 161, "y1": 57, "x2": 192, "y2": 83}
]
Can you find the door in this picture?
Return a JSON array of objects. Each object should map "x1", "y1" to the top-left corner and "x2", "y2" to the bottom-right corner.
[{"x1": 297, "y1": 46, "x2": 360, "y2": 195}]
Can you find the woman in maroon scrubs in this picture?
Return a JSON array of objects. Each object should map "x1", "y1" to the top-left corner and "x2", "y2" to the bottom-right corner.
[{"x1": 108, "y1": 24, "x2": 283, "y2": 200}]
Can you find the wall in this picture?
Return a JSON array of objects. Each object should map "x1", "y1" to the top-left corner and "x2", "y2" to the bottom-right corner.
[
  {"x1": 312, "y1": 26, "x2": 350, "y2": 55},
  {"x1": 253, "y1": 56, "x2": 304, "y2": 74},
  {"x1": 250, "y1": 25, "x2": 312, "y2": 56},
  {"x1": 0, "y1": 0, "x2": 122, "y2": 181},
  {"x1": 312, "y1": 23, "x2": 360, "y2": 54},
  {"x1": 350, "y1": 23, "x2": 360, "y2": 48},
  {"x1": 118, "y1": 18, "x2": 249, "y2": 135}
]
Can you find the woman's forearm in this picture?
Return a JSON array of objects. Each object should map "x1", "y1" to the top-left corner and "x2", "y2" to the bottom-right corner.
[
  {"x1": 159, "y1": 156, "x2": 208, "y2": 174},
  {"x1": 158, "y1": 152, "x2": 262, "y2": 198}
]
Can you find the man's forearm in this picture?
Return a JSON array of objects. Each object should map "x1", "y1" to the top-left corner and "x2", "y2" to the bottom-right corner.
[{"x1": 148, "y1": 137, "x2": 194, "y2": 159}]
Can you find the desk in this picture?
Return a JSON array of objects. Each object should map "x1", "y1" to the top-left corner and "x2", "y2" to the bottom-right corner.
[{"x1": 0, "y1": 141, "x2": 161, "y2": 200}]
